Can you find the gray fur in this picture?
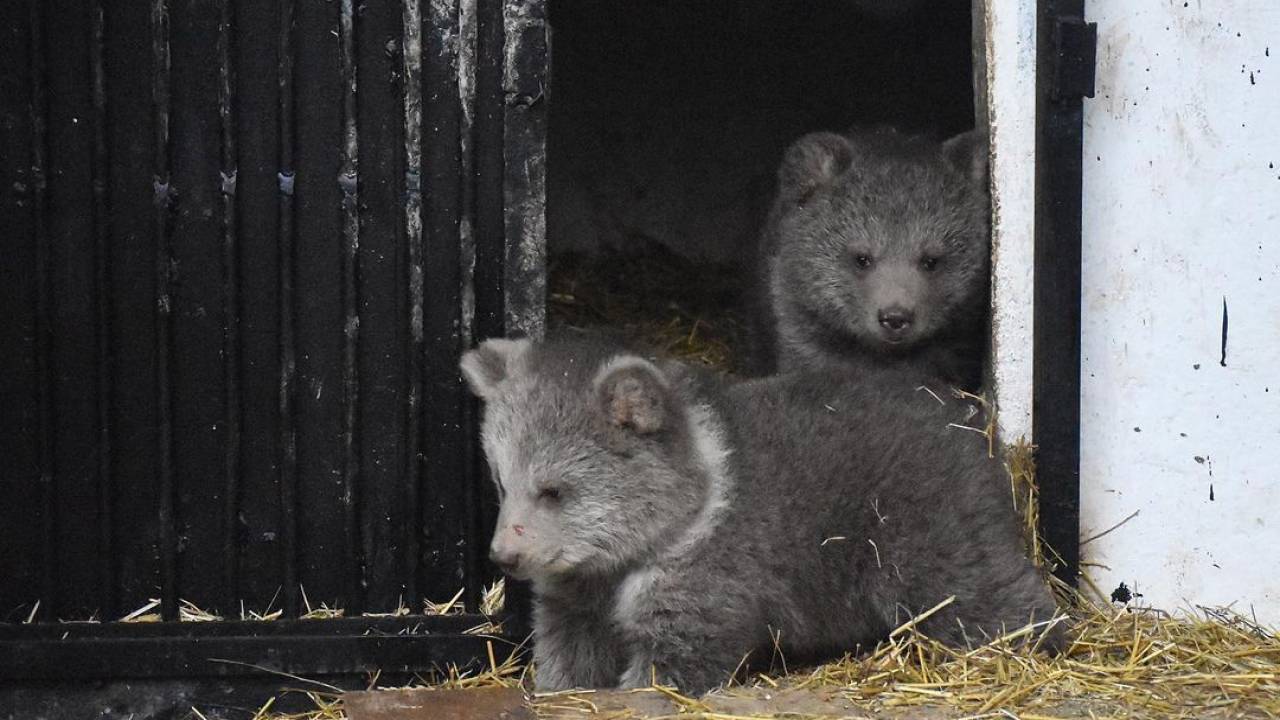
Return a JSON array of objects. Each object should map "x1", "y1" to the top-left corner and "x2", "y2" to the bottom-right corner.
[
  {"x1": 463, "y1": 336, "x2": 1059, "y2": 695},
  {"x1": 753, "y1": 127, "x2": 991, "y2": 389}
]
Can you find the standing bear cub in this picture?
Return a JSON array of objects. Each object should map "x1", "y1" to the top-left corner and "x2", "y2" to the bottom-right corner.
[
  {"x1": 754, "y1": 127, "x2": 990, "y2": 389},
  {"x1": 462, "y1": 336, "x2": 1059, "y2": 694}
]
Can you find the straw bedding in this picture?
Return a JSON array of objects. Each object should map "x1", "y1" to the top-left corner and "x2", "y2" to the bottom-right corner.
[
  {"x1": 212, "y1": 255, "x2": 1280, "y2": 718},
  {"x1": 238, "y1": 402, "x2": 1278, "y2": 720}
]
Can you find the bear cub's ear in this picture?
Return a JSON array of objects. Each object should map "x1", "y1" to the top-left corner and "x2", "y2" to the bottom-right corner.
[
  {"x1": 940, "y1": 128, "x2": 989, "y2": 188},
  {"x1": 460, "y1": 337, "x2": 531, "y2": 399},
  {"x1": 778, "y1": 132, "x2": 854, "y2": 205},
  {"x1": 593, "y1": 356, "x2": 671, "y2": 435}
]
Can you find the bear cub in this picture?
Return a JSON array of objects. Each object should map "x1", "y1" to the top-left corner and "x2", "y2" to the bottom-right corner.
[
  {"x1": 462, "y1": 336, "x2": 1059, "y2": 694},
  {"x1": 754, "y1": 127, "x2": 991, "y2": 389}
]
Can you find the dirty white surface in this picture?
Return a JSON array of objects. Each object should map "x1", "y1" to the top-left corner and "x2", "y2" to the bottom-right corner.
[
  {"x1": 983, "y1": 0, "x2": 1038, "y2": 445},
  {"x1": 1080, "y1": 2, "x2": 1280, "y2": 623}
]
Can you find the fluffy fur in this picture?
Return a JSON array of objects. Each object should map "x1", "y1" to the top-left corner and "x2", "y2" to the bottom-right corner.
[
  {"x1": 753, "y1": 126, "x2": 991, "y2": 389},
  {"x1": 462, "y1": 336, "x2": 1059, "y2": 694}
]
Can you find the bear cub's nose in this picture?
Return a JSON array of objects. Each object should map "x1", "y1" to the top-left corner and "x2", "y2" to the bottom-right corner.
[
  {"x1": 489, "y1": 546, "x2": 522, "y2": 574},
  {"x1": 878, "y1": 308, "x2": 914, "y2": 333}
]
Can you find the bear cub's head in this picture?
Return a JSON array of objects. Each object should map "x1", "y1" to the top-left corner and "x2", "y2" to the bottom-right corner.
[
  {"x1": 461, "y1": 338, "x2": 707, "y2": 586},
  {"x1": 772, "y1": 128, "x2": 990, "y2": 354}
]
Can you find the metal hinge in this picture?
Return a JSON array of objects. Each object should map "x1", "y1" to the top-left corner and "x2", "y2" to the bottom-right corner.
[{"x1": 1053, "y1": 16, "x2": 1097, "y2": 100}]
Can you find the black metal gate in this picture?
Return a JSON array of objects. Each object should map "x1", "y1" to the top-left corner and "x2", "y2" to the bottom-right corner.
[{"x1": 0, "y1": 0, "x2": 546, "y2": 710}]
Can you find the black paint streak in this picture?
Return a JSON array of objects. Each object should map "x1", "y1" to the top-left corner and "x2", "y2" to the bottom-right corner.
[
  {"x1": 276, "y1": 0, "x2": 300, "y2": 618},
  {"x1": 151, "y1": 0, "x2": 179, "y2": 623},
  {"x1": 217, "y1": 0, "x2": 243, "y2": 613},
  {"x1": 401, "y1": 0, "x2": 424, "y2": 611},
  {"x1": 1220, "y1": 297, "x2": 1228, "y2": 367},
  {"x1": 30, "y1": 0, "x2": 57, "y2": 620},
  {"x1": 90, "y1": 0, "x2": 117, "y2": 621},
  {"x1": 337, "y1": 0, "x2": 363, "y2": 617},
  {"x1": 1110, "y1": 582, "x2": 1132, "y2": 603},
  {"x1": 1033, "y1": 0, "x2": 1087, "y2": 589},
  {"x1": 1210, "y1": 484, "x2": 1215, "y2": 501}
]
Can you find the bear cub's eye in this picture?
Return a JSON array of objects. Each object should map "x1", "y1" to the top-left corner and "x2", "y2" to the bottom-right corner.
[
  {"x1": 920, "y1": 256, "x2": 940, "y2": 272},
  {"x1": 853, "y1": 254, "x2": 873, "y2": 269},
  {"x1": 538, "y1": 487, "x2": 562, "y2": 502}
]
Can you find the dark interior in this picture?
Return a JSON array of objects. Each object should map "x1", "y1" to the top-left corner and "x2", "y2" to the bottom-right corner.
[{"x1": 545, "y1": 0, "x2": 977, "y2": 369}]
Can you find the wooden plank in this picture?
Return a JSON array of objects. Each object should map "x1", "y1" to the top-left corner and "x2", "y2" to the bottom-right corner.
[
  {"x1": 0, "y1": 613, "x2": 491, "y2": 640},
  {"x1": 0, "y1": 0, "x2": 41, "y2": 623},
  {"x1": 345, "y1": 687, "x2": 532, "y2": 720},
  {"x1": 469, "y1": 0, "x2": 505, "y2": 345},
  {"x1": 275, "y1": 0, "x2": 300, "y2": 618},
  {"x1": 88, "y1": 0, "x2": 117, "y2": 622},
  {"x1": 0, "y1": 633, "x2": 507, "y2": 681},
  {"x1": 292, "y1": 0, "x2": 346, "y2": 612},
  {"x1": 231, "y1": 0, "x2": 286, "y2": 615},
  {"x1": 104, "y1": 0, "x2": 162, "y2": 619},
  {"x1": 1033, "y1": 0, "x2": 1084, "y2": 587},
  {"x1": 216, "y1": 0, "x2": 244, "y2": 612},
  {"x1": 421, "y1": 0, "x2": 469, "y2": 610},
  {"x1": 169, "y1": 0, "x2": 233, "y2": 616},
  {"x1": 354, "y1": 0, "x2": 410, "y2": 613},
  {"x1": 150, "y1": 0, "x2": 178, "y2": 622},
  {"x1": 46, "y1": 0, "x2": 101, "y2": 621},
  {"x1": 337, "y1": 0, "x2": 364, "y2": 616},
  {"x1": 401, "y1": 0, "x2": 426, "y2": 613},
  {"x1": 499, "y1": 0, "x2": 547, "y2": 339}
]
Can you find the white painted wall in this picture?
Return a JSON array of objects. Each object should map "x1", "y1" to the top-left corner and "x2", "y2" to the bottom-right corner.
[
  {"x1": 1080, "y1": 2, "x2": 1280, "y2": 622},
  {"x1": 983, "y1": 0, "x2": 1038, "y2": 445}
]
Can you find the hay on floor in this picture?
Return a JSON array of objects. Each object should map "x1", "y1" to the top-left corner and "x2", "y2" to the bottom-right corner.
[
  {"x1": 246, "y1": 443, "x2": 1280, "y2": 720},
  {"x1": 548, "y1": 248, "x2": 749, "y2": 373},
  {"x1": 252, "y1": 595, "x2": 1278, "y2": 720}
]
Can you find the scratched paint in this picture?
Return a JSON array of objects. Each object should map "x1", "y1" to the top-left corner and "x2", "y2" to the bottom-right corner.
[
  {"x1": 1080, "y1": 2, "x2": 1280, "y2": 623},
  {"x1": 979, "y1": 0, "x2": 1037, "y2": 445}
]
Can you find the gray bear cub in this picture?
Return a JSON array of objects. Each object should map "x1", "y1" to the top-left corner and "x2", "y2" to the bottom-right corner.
[
  {"x1": 462, "y1": 336, "x2": 1060, "y2": 694},
  {"x1": 755, "y1": 127, "x2": 990, "y2": 389}
]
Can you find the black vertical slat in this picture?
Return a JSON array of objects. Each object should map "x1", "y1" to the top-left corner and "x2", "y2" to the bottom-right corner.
[
  {"x1": 29, "y1": 0, "x2": 58, "y2": 621},
  {"x1": 89, "y1": 0, "x2": 116, "y2": 621},
  {"x1": 1034, "y1": 0, "x2": 1085, "y2": 587},
  {"x1": 471, "y1": 0, "x2": 505, "y2": 344},
  {"x1": 337, "y1": 0, "x2": 363, "y2": 615},
  {"x1": 455, "y1": 0, "x2": 491, "y2": 617},
  {"x1": 217, "y1": 0, "x2": 243, "y2": 610},
  {"x1": 169, "y1": 0, "x2": 230, "y2": 615},
  {"x1": 276, "y1": 0, "x2": 300, "y2": 618},
  {"x1": 233, "y1": 0, "x2": 284, "y2": 617},
  {"x1": 151, "y1": 0, "x2": 178, "y2": 622},
  {"x1": 0, "y1": 0, "x2": 40, "y2": 622},
  {"x1": 401, "y1": 0, "x2": 425, "y2": 611},
  {"x1": 499, "y1": 0, "x2": 548, "y2": 339},
  {"x1": 355, "y1": 0, "x2": 409, "y2": 611},
  {"x1": 421, "y1": 0, "x2": 467, "y2": 608},
  {"x1": 293, "y1": 0, "x2": 345, "y2": 611},
  {"x1": 46, "y1": 0, "x2": 100, "y2": 621},
  {"x1": 469, "y1": 0, "x2": 508, "y2": 618},
  {"x1": 103, "y1": 0, "x2": 160, "y2": 618}
]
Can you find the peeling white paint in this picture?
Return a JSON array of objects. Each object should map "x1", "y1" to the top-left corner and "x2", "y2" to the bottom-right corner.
[
  {"x1": 983, "y1": 0, "x2": 1037, "y2": 445},
  {"x1": 1081, "y1": 2, "x2": 1280, "y2": 623}
]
